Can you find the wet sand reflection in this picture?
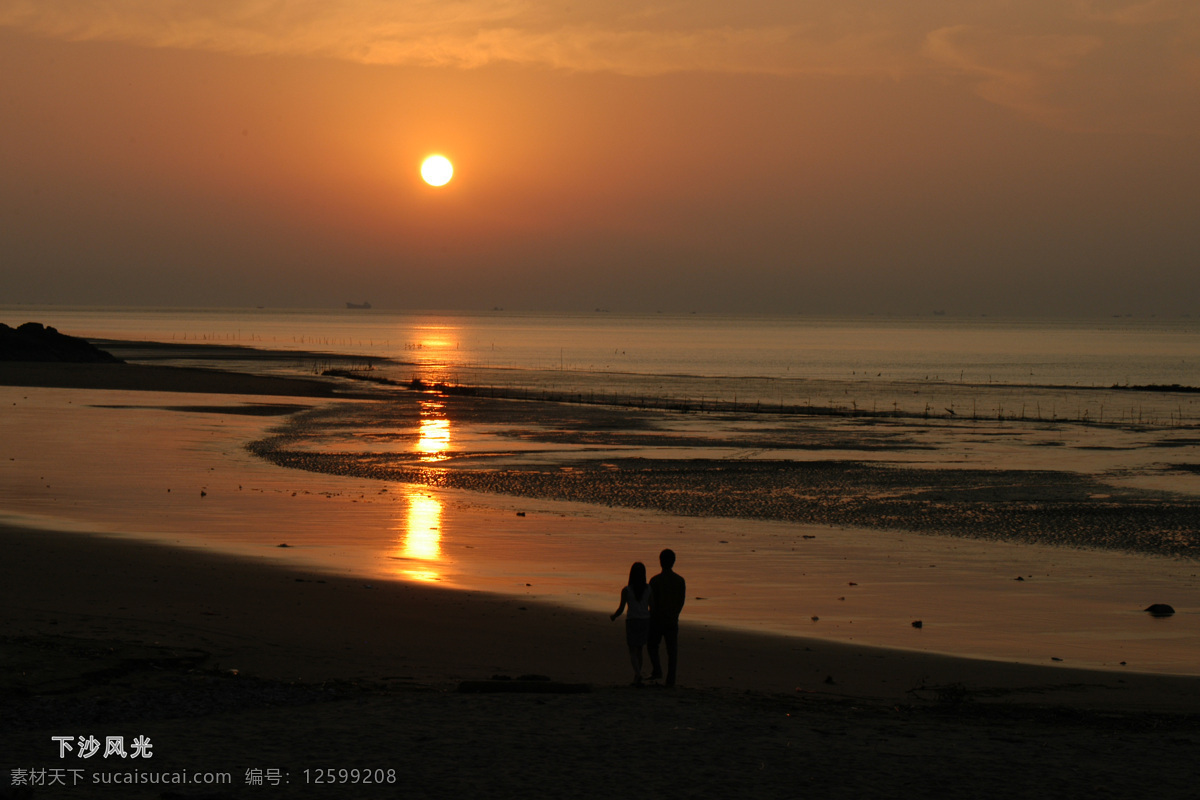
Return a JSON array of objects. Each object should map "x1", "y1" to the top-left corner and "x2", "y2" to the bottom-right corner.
[{"x1": 394, "y1": 492, "x2": 443, "y2": 582}]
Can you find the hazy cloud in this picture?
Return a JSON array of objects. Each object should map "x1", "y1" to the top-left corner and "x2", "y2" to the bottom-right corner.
[
  {"x1": 1072, "y1": 0, "x2": 1193, "y2": 26},
  {"x1": 923, "y1": 26, "x2": 1104, "y2": 130},
  {"x1": 0, "y1": 0, "x2": 909, "y2": 77},
  {"x1": 923, "y1": 2, "x2": 1200, "y2": 133},
  {"x1": 2, "y1": 0, "x2": 1198, "y2": 131}
]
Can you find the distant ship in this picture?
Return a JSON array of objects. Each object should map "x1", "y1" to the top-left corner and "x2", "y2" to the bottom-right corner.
[{"x1": 346, "y1": 301, "x2": 372, "y2": 310}]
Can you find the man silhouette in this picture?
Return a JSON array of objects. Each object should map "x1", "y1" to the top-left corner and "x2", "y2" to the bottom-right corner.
[{"x1": 647, "y1": 548, "x2": 686, "y2": 687}]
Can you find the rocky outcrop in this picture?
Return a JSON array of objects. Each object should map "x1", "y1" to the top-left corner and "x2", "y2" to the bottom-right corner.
[{"x1": 0, "y1": 322, "x2": 123, "y2": 363}]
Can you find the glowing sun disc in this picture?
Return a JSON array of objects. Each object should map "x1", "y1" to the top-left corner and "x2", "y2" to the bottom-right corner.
[{"x1": 421, "y1": 155, "x2": 454, "y2": 186}]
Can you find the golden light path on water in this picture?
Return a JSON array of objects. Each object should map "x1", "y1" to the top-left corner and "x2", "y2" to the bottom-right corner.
[
  {"x1": 394, "y1": 399, "x2": 451, "y2": 581},
  {"x1": 416, "y1": 400, "x2": 450, "y2": 462}
]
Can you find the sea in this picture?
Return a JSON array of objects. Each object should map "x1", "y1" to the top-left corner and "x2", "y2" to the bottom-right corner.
[{"x1": 9, "y1": 305, "x2": 1200, "y2": 424}]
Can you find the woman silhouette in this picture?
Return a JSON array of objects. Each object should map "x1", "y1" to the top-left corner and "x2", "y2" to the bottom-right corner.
[{"x1": 610, "y1": 561, "x2": 654, "y2": 685}]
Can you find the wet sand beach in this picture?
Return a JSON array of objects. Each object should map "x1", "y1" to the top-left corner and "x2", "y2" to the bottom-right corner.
[{"x1": 4, "y1": 353, "x2": 1200, "y2": 797}]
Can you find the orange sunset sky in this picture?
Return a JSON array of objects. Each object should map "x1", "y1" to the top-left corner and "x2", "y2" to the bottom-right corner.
[{"x1": 2, "y1": 1, "x2": 1198, "y2": 316}]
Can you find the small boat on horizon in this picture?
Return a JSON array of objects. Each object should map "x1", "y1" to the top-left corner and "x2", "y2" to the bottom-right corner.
[{"x1": 346, "y1": 301, "x2": 372, "y2": 310}]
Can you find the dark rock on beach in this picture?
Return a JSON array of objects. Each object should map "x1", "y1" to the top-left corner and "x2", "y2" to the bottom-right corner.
[
  {"x1": 0, "y1": 322, "x2": 123, "y2": 363},
  {"x1": 1145, "y1": 604, "x2": 1176, "y2": 617}
]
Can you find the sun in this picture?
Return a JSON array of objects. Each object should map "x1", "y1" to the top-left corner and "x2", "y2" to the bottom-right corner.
[{"x1": 421, "y1": 155, "x2": 454, "y2": 187}]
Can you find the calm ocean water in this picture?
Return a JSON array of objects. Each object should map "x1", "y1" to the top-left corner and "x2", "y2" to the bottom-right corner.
[{"x1": 7, "y1": 305, "x2": 1200, "y2": 422}]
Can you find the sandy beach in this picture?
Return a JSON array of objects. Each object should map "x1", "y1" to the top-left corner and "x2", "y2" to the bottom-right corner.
[
  {"x1": 4, "y1": 356, "x2": 1200, "y2": 798},
  {"x1": 6, "y1": 523, "x2": 1200, "y2": 799}
]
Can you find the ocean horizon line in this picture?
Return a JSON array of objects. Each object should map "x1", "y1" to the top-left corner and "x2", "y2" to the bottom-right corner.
[{"x1": 3, "y1": 302, "x2": 1197, "y2": 326}]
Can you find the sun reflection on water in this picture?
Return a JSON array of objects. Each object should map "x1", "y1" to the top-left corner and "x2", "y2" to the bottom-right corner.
[
  {"x1": 416, "y1": 400, "x2": 450, "y2": 462},
  {"x1": 394, "y1": 491, "x2": 444, "y2": 582}
]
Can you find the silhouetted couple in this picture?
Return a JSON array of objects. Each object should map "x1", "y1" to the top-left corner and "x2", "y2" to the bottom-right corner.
[{"x1": 610, "y1": 548, "x2": 686, "y2": 686}]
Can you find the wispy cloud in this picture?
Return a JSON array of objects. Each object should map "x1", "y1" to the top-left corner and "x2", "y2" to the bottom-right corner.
[
  {"x1": 923, "y1": 3, "x2": 1200, "y2": 134},
  {"x1": 923, "y1": 25, "x2": 1105, "y2": 130},
  {"x1": 0, "y1": 0, "x2": 922, "y2": 76},
  {"x1": 2, "y1": 0, "x2": 1197, "y2": 132}
]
